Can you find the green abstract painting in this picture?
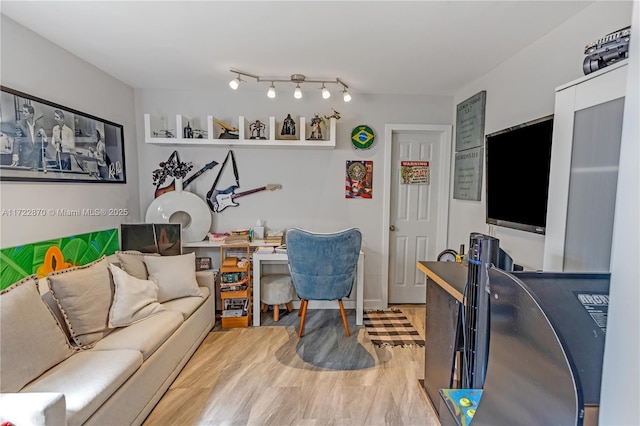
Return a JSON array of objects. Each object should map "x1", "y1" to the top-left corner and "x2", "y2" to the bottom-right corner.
[{"x1": 0, "y1": 228, "x2": 119, "y2": 290}]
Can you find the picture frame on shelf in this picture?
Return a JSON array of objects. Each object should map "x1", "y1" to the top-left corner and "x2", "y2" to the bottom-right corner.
[
  {"x1": 196, "y1": 256, "x2": 212, "y2": 271},
  {"x1": 0, "y1": 86, "x2": 126, "y2": 183}
]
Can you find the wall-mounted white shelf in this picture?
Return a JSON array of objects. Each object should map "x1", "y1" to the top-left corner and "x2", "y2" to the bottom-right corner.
[{"x1": 144, "y1": 114, "x2": 336, "y2": 148}]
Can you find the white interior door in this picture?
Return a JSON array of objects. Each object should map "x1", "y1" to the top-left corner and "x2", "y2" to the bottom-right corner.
[{"x1": 385, "y1": 125, "x2": 451, "y2": 304}]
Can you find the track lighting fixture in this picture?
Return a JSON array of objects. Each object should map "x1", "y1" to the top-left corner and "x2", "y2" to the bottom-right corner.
[
  {"x1": 229, "y1": 69, "x2": 351, "y2": 102},
  {"x1": 342, "y1": 88, "x2": 352, "y2": 102},
  {"x1": 229, "y1": 74, "x2": 241, "y2": 90},
  {"x1": 321, "y1": 83, "x2": 331, "y2": 99}
]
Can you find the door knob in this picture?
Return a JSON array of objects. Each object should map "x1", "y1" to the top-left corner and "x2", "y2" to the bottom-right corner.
[{"x1": 389, "y1": 225, "x2": 396, "y2": 231}]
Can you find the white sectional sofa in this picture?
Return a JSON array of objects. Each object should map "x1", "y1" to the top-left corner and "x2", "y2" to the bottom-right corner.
[{"x1": 0, "y1": 251, "x2": 215, "y2": 425}]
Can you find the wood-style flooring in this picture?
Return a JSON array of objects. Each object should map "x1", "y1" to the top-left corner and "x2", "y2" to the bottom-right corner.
[{"x1": 143, "y1": 305, "x2": 437, "y2": 425}]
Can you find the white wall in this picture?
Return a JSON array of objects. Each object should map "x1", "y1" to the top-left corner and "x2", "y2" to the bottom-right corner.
[
  {"x1": 449, "y1": 1, "x2": 633, "y2": 270},
  {"x1": 0, "y1": 15, "x2": 140, "y2": 248},
  {"x1": 134, "y1": 90, "x2": 452, "y2": 305},
  {"x1": 599, "y1": 1, "x2": 639, "y2": 423}
]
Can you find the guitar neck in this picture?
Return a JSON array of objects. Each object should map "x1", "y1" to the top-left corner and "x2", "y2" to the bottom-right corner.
[
  {"x1": 185, "y1": 163, "x2": 213, "y2": 187},
  {"x1": 184, "y1": 171, "x2": 202, "y2": 187},
  {"x1": 232, "y1": 187, "x2": 267, "y2": 200}
]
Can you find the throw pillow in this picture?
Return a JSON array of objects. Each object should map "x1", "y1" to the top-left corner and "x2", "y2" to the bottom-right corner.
[
  {"x1": 116, "y1": 250, "x2": 160, "y2": 280},
  {"x1": 47, "y1": 256, "x2": 114, "y2": 347},
  {"x1": 0, "y1": 276, "x2": 75, "y2": 392},
  {"x1": 108, "y1": 263, "x2": 165, "y2": 327},
  {"x1": 144, "y1": 252, "x2": 203, "y2": 303}
]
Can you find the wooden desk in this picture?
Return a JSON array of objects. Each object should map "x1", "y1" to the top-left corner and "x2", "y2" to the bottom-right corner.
[
  {"x1": 416, "y1": 261, "x2": 468, "y2": 417},
  {"x1": 416, "y1": 261, "x2": 467, "y2": 302},
  {"x1": 253, "y1": 251, "x2": 364, "y2": 327}
]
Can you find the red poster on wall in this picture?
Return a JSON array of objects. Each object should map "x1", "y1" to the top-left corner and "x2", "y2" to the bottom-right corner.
[{"x1": 345, "y1": 160, "x2": 373, "y2": 199}]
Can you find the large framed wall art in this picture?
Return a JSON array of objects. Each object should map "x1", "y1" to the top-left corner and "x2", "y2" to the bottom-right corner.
[{"x1": 0, "y1": 86, "x2": 126, "y2": 183}]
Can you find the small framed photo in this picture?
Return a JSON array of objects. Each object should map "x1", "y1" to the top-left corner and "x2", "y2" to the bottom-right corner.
[{"x1": 196, "y1": 256, "x2": 212, "y2": 271}]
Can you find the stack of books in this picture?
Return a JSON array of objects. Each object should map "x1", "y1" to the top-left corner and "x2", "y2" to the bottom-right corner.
[{"x1": 264, "y1": 230, "x2": 284, "y2": 244}]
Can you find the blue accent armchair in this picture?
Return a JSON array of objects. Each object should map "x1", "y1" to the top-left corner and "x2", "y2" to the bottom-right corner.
[{"x1": 285, "y1": 227, "x2": 362, "y2": 337}]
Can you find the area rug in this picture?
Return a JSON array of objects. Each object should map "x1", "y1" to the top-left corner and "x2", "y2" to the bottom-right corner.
[{"x1": 363, "y1": 309, "x2": 425, "y2": 348}]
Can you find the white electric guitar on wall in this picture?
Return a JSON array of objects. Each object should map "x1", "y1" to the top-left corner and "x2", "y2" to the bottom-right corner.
[{"x1": 206, "y1": 184, "x2": 282, "y2": 213}]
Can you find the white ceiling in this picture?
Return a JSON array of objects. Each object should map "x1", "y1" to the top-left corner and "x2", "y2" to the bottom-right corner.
[{"x1": 1, "y1": 1, "x2": 595, "y2": 97}]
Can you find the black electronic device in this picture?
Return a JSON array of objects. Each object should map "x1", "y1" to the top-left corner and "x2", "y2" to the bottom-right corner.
[
  {"x1": 462, "y1": 233, "x2": 499, "y2": 389},
  {"x1": 120, "y1": 223, "x2": 182, "y2": 256},
  {"x1": 485, "y1": 115, "x2": 554, "y2": 234},
  {"x1": 583, "y1": 26, "x2": 630, "y2": 75}
]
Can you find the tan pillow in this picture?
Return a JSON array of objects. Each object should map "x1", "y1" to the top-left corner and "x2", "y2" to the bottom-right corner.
[
  {"x1": 0, "y1": 276, "x2": 75, "y2": 392},
  {"x1": 47, "y1": 256, "x2": 114, "y2": 347},
  {"x1": 116, "y1": 250, "x2": 160, "y2": 280},
  {"x1": 108, "y1": 263, "x2": 165, "y2": 327},
  {"x1": 144, "y1": 252, "x2": 203, "y2": 303}
]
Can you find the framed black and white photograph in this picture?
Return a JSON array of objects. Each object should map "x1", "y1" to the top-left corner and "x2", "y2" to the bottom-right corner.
[{"x1": 0, "y1": 86, "x2": 126, "y2": 183}]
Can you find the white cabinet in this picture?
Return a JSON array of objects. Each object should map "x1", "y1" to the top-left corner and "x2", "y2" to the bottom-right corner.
[
  {"x1": 543, "y1": 61, "x2": 628, "y2": 272},
  {"x1": 144, "y1": 114, "x2": 336, "y2": 148}
]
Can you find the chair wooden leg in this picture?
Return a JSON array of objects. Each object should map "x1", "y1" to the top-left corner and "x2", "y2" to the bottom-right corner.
[
  {"x1": 286, "y1": 302, "x2": 293, "y2": 312},
  {"x1": 262, "y1": 304, "x2": 269, "y2": 313},
  {"x1": 298, "y1": 299, "x2": 308, "y2": 337},
  {"x1": 274, "y1": 304, "x2": 280, "y2": 322},
  {"x1": 338, "y1": 299, "x2": 350, "y2": 337}
]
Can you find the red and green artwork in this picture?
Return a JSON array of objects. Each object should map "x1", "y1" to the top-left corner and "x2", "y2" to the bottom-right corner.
[{"x1": 0, "y1": 228, "x2": 119, "y2": 290}]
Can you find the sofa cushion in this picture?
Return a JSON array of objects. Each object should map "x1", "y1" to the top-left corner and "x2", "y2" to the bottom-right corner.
[
  {"x1": 162, "y1": 286, "x2": 210, "y2": 320},
  {"x1": 116, "y1": 250, "x2": 160, "y2": 280},
  {"x1": 90, "y1": 310, "x2": 183, "y2": 360},
  {"x1": 108, "y1": 263, "x2": 165, "y2": 327},
  {"x1": 144, "y1": 252, "x2": 203, "y2": 303},
  {"x1": 47, "y1": 256, "x2": 114, "y2": 347},
  {"x1": 0, "y1": 276, "x2": 75, "y2": 392},
  {"x1": 21, "y1": 349, "x2": 142, "y2": 426}
]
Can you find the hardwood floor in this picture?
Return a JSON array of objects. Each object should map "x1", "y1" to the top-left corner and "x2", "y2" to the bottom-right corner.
[{"x1": 143, "y1": 305, "x2": 437, "y2": 425}]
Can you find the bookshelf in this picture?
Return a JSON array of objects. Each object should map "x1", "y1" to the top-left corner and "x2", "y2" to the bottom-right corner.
[{"x1": 219, "y1": 244, "x2": 252, "y2": 328}]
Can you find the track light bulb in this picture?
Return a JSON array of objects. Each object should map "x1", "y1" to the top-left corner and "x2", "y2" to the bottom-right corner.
[
  {"x1": 321, "y1": 84, "x2": 331, "y2": 99},
  {"x1": 267, "y1": 84, "x2": 276, "y2": 98},
  {"x1": 294, "y1": 84, "x2": 302, "y2": 99},
  {"x1": 229, "y1": 77, "x2": 240, "y2": 90},
  {"x1": 343, "y1": 89, "x2": 352, "y2": 102}
]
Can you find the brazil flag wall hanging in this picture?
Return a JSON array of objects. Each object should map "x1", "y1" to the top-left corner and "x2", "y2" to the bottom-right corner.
[{"x1": 351, "y1": 125, "x2": 375, "y2": 150}]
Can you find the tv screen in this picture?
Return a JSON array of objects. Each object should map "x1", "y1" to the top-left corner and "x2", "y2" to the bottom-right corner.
[
  {"x1": 485, "y1": 115, "x2": 554, "y2": 234},
  {"x1": 120, "y1": 223, "x2": 182, "y2": 256}
]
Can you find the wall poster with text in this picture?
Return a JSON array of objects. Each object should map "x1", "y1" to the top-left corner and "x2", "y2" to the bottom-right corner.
[
  {"x1": 401, "y1": 161, "x2": 430, "y2": 184},
  {"x1": 455, "y1": 90, "x2": 486, "y2": 152},
  {"x1": 453, "y1": 147, "x2": 483, "y2": 201}
]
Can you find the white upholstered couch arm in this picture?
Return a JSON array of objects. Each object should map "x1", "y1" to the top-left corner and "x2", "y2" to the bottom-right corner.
[
  {"x1": 0, "y1": 392, "x2": 67, "y2": 425},
  {"x1": 195, "y1": 270, "x2": 216, "y2": 294}
]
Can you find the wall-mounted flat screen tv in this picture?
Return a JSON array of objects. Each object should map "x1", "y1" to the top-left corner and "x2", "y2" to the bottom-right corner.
[{"x1": 485, "y1": 115, "x2": 554, "y2": 234}]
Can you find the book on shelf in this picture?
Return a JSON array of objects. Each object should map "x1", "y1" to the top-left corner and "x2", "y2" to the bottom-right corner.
[
  {"x1": 264, "y1": 237, "x2": 283, "y2": 244},
  {"x1": 221, "y1": 309, "x2": 245, "y2": 318},
  {"x1": 224, "y1": 298, "x2": 246, "y2": 310},
  {"x1": 220, "y1": 275, "x2": 248, "y2": 286},
  {"x1": 220, "y1": 284, "x2": 248, "y2": 292},
  {"x1": 255, "y1": 246, "x2": 275, "y2": 254},
  {"x1": 274, "y1": 244, "x2": 287, "y2": 254},
  {"x1": 224, "y1": 234, "x2": 250, "y2": 244}
]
